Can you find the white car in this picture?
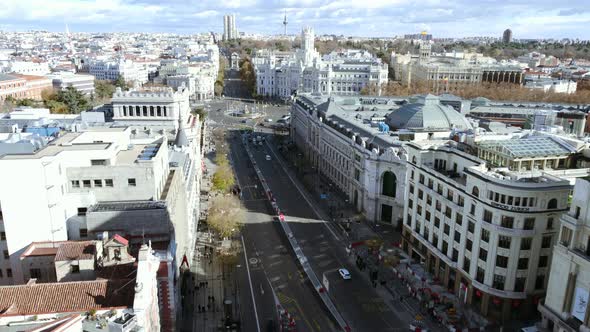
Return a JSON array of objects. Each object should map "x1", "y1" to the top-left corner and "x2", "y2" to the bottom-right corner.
[
  {"x1": 265, "y1": 118, "x2": 273, "y2": 122},
  {"x1": 338, "y1": 268, "x2": 351, "y2": 280},
  {"x1": 265, "y1": 155, "x2": 271, "y2": 161}
]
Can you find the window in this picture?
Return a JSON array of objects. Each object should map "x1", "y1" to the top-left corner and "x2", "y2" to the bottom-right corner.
[
  {"x1": 463, "y1": 258, "x2": 471, "y2": 272},
  {"x1": 409, "y1": 199, "x2": 414, "y2": 209},
  {"x1": 455, "y1": 214, "x2": 463, "y2": 226},
  {"x1": 93, "y1": 179, "x2": 102, "y2": 187},
  {"x1": 521, "y1": 238, "x2": 532, "y2": 250},
  {"x1": 454, "y1": 231, "x2": 461, "y2": 243},
  {"x1": 481, "y1": 229, "x2": 490, "y2": 242},
  {"x1": 79, "y1": 228, "x2": 88, "y2": 238},
  {"x1": 436, "y1": 201, "x2": 441, "y2": 212},
  {"x1": 3, "y1": 250, "x2": 8, "y2": 259},
  {"x1": 501, "y1": 216, "x2": 514, "y2": 228},
  {"x1": 434, "y1": 217, "x2": 440, "y2": 228},
  {"x1": 442, "y1": 241, "x2": 448, "y2": 255},
  {"x1": 0, "y1": 269, "x2": 2, "y2": 278},
  {"x1": 6, "y1": 268, "x2": 12, "y2": 278},
  {"x1": 547, "y1": 218, "x2": 554, "y2": 230},
  {"x1": 515, "y1": 277, "x2": 526, "y2": 292},
  {"x1": 71, "y1": 265, "x2": 80, "y2": 274},
  {"x1": 483, "y1": 210, "x2": 493, "y2": 223},
  {"x1": 426, "y1": 195, "x2": 432, "y2": 205},
  {"x1": 496, "y1": 255, "x2": 508, "y2": 268},
  {"x1": 30, "y1": 268, "x2": 41, "y2": 279},
  {"x1": 458, "y1": 196, "x2": 464, "y2": 207},
  {"x1": 470, "y1": 203, "x2": 476, "y2": 216},
  {"x1": 493, "y1": 274, "x2": 505, "y2": 290},
  {"x1": 128, "y1": 178, "x2": 136, "y2": 187},
  {"x1": 444, "y1": 224, "x2": 450, "y2": 235},
  {"x1": 468, "y1": 221, "x2": 475, "y2": 233},
  {"x1": 498, "y1": 236, "x2": 511, "y2": 249},
  {"x1": 445, "y1": 207, "x2": 452, "y2": 218},
  {"x1": 437, "y1": 184, "x2": 443, "y2": 194},
  {"x1": 71, "y1": 180, "x2": 80, "y2": 188},
  {"x1": 105, "y1": 179, "x2": 113, "y2": 187},
  {"x1": 476, "y1": 267, "x2": 485, "y2": 283},
  {"x1": 425, "y1": 211, "x2": 431, "y2": 222},
  {"x1": 524, "y1": 218, "x2": 535, "y2": 230},
  {"x1": 542, "y1": 236, "x2": 552, "y2": 249},
  {"x1": 535, "y1": 275, "x2": 545, "y2": 289},
  {"x1": 82, "y1": 180, "x2": 91, "y2": 188},
  {"x1": 91, "y1": 159, "x2": 107, "y2": 166},
  {"x1": 409, "y1": 184, "x2": 414, "y2": 194},
  {"x1": 547, "y1": 198, "x2": 558, "y2": 209},
  {"x1": 479, "y1": 248, "x2": 488, "y2": 261},
  {"x1": 77, "y1": 207, "x2": 87, "y2": 216},
  {"x1": 472, "y1": 186, "x2": 479, "y2": 197},
  {"x1": 538, "y1": 255, "x2": 548, "y2": 268},
  {"x1": 466, "y1": 239, "x2": 473, "y2": 251},
  {"x1": 419, "y1": 174, "x2": 425, "y2": 184},
  {"x1": 447, "y1": 189, "x2": 454, "y2": 201},
  {"x1": 0, "y1": 231, "x2": 5, "y2": 241},
  {"x1": 432, "y1": 235, "x2": 439, "y2": 247},
  {"x1": 417, "y1": 205, "x2": 422, "y2": 216},
  {"x1": 418, "y1": 189, "x2": 423, "y2": 200},
  {"x1": 428, "y1": 179, "x2": 433, "y2": 189},
  {"x1": 452, "y1": 249, "x2": 458, "y2": 262}
]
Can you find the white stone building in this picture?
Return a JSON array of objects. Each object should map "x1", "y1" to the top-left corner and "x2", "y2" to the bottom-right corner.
[
  {"x1": 539, "y1": 177, "x2": 590, "y2": 331},
  {"x1": 401, "y1": 138, "x2": 580, "y2": 322},
  {"x1": 1, "y1": 61, "x2": 50, "y2": 76},
  {"x1": 526, "y1": 79, "x2": 577, "y2": 94},
  {"x1": 88, "y1": 58, "x2": 148, "y2": 84},
  {"x1": 46, "y1": 72, "x2": 96, "y2": 96},
  {"x1": 253, "y1": 27, "x2": 388, "y2": 99}
]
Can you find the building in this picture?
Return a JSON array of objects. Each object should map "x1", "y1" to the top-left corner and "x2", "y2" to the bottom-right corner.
[
  {"x1": 231, "y1": 52, "x2": 240, "y2": 71},
  {"x1": 526, "y1": 79, "x2": 577, "y2": 94},
  {"x1": 2, "y1": 61, "x2": 50, "y2": 76},
  {"x1": 290, "y1": 93, "x2": 472, "y2": 225},
  {"x1": 223, "y1": 14, "x2": 238, "y2": 41},
  {"x1": 404, "y1": 32, "x2": 433, "y2": 41},
  {"x1": 0, "y1": 243, "x2": 160, "y2": 331},
  {"x1": 88, "y1": 58, "x2": 148, "y2": 85},
  {"x1": 253, "y1": 27, "x2": 388, "y2": 98},
  {"x1": 0, "y1": 73, "x2": 27, "y2": 101},
  {"x1": 539, "y1": 177, "x2": 590, "y2": 331},
  {"x1": 503, "y1": 29, "x2": 513, "y2": 43},
  {"x1": 47, "y1": 72, "x2": 96, "y2": 96},
  {"x1": 394, "y1": 43, "x2": 524, "y2": 93},
  {"x1": 401, "y1": 137, "x2": 585, "y2": 322}
]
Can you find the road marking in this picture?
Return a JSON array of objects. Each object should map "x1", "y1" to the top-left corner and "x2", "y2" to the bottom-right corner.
[
  {"x1": 264, "y1": 141, "x2": 341, "y2": 241},
  {"x1": 241, "y1": 236, "x2": 261, "y2": 332}
]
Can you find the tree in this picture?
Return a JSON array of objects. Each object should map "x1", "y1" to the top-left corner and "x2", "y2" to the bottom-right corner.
[
  {"x1": 212, "y1": 162, "x2": 235, "y2": 192},
  {"x1": 193, "y1": 107, "x2": 206, "y2": 121},
  {"x1": 113, "y1": 75, "x2": 128, "y2": 90},
  {"x1": 95, "y1": 80, "x2": 116, "y2": 99},
  {"x1": 207, "y1": 195, "x2": 244, "y2": 238},
  {"x1": 55, "y1": 86, "x2": 90, "y2": 114}
]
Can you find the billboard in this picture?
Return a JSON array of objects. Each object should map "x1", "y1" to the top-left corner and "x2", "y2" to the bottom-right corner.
[{"x1": 572, "y1": 287, "x2": 589, "y2": 322}]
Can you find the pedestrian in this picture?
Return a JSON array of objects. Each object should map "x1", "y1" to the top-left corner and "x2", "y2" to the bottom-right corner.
[
  {"x1": 400, "y1": 295, "x2": 404, "y2": 302},
  {"x1": 212, "y1": 295, "x2": 215, "y2": 302},
  {"x1": 207, "y1": 304, "x2": 211, "y2": 311}
]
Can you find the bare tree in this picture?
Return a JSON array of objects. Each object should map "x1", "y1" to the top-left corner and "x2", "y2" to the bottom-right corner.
[{"x1": 207, "y1": 195, "x2": 244, "y2": 239}]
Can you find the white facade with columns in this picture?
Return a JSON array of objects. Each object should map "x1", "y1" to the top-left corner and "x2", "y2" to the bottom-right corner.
[{"x1": 290, "y1": 94, "x2": 407, "y2": 225}]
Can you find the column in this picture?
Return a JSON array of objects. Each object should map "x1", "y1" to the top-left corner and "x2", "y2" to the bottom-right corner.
[{"x1": 563, "y1": 272, "x2": 577, "y2": 313}]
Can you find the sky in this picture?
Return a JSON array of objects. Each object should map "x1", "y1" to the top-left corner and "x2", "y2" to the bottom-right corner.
[{"x1": 0, "y1": 0, "x2": 588, "y2": 39}]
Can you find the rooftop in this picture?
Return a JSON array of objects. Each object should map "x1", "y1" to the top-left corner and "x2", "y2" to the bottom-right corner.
[
  {"x1": 54, "y1": 241, "x2": 96, "y2": 261},
  {"x1": 0, "y1": 279, "x2": 135, "y2": 316},
  {"x1": 89, "y1": 200, "x2": 167, "y2": 212},
  {"x1": 477, "y1": 136, "x2": 576, "y2": 158}
]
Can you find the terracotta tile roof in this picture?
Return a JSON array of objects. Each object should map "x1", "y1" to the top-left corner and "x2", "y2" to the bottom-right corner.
[
  {"x1": 54, "y1": 241, "x2": 96, "y2": 261},
  {"x1": 27, "y1": 247, "x2": 59, "y2": 257},
  {"x1": 112, "y1": 234, "x2": 129, "y2": 246},
  {"x1": 0, "y1": 279, "x2": 135, "y2": 316}
]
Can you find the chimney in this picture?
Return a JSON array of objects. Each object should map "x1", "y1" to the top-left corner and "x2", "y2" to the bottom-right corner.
[
  {"x1": 26, "y1": 279, "x2": 37, "y2": 286},
  {"x1": 102, "y1": 231, "x2": 109, "y2": 242}
]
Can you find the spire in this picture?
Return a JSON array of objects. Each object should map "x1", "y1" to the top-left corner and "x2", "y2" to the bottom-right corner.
[
  {"x1": 174, "y1": 115, "x2": 189, "y2": 148},
  {"x1": 283, "y1": 9, "x2": 288, "y2": 35}
]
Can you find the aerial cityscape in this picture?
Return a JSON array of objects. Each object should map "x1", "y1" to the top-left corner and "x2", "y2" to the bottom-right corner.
[{"x1": 0, "y1": 1, "x2": 589, "y2": 332}]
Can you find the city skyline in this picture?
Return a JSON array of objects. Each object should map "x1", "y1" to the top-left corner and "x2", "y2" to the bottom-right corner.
[{"x1": 0, "y1": 0, "x2": 588, "y2": 39}]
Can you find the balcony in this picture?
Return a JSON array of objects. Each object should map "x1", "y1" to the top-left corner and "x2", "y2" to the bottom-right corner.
[{"x1": 423, "y1": 163, "x2": 467, "y2": 187}]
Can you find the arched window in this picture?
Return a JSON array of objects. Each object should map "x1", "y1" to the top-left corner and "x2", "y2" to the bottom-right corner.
[
  {"x1": 143, "y1": 106, "x2": 148, "y2": 116},
  {"x1": 122, "y1": 106, "x2": 127, "y2": 116},
  {"x1": 150, "y1": 106, "x2": 154, "y2": 116},
  {"x1": 412, "y1": 156, "x2": 417, "y2": 163},
  {"x1": 472, "y1": 186, "x2": 479, "y2": 198},
  {"x1": 136, "y1": 106, "x2": 140, "y2": 116},
  {"x1": 157, "y1": 106, "x2": 162, "y2": 116},
  {"x1": 547, "y1": 198, "x2": 557, "y2": 209},
  {"x1": 382, "y1": 171, "x2": 397, "y2": 198}
]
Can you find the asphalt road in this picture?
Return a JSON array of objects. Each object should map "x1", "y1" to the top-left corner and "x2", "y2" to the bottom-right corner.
[
  {"x1": 229, "y1": 133, "x2": 337, "y2": 332},
  {"x1": 245, "y1": 133, "x2": 408, "y2": 332}
]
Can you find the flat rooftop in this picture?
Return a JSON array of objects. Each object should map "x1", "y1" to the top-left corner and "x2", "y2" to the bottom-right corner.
[{"x1": 0, "y1": 132, "x2": 112, "y2": 160}]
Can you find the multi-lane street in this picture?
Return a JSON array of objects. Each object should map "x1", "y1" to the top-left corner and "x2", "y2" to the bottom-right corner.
[{"x1": 230, "y1": 131, "x2": 337, "y2": 332}]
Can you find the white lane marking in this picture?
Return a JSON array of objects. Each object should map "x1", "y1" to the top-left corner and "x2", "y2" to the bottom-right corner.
[
  {"x1": 263, "y1": 140, "x2": 341, "y2": 241},
  {"x1": 241, "y1": 235, "x2": 262, "y2": 332}
]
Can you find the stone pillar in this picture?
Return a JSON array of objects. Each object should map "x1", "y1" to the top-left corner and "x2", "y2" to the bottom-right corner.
[{"x1": 563, "y1": 272, "x2": 576, "y2": 313}]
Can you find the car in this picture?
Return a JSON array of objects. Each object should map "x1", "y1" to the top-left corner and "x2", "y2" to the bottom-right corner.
[
  {"x1": 241, "y1": 119, "x2": 247, "y2": 123},
  {"x1": 338, "y1": 268, "x2": 351, "y2": 280},
  {"x1": 266, "y1": 155, "x2": 271, "y2": 161},
  {"x1": 259, "y1": 141, "x2": 263, "y2": 146}
]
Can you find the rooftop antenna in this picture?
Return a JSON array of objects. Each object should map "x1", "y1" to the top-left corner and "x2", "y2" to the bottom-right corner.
[{"x1": 283, "y1": 9, "x2": 288, "y2": 35}]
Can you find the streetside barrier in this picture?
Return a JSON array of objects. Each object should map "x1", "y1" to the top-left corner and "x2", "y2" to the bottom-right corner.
[{"x1": 242, "y1": 138, "x2": 351, "y2": 332}]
